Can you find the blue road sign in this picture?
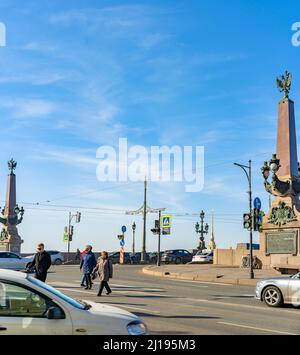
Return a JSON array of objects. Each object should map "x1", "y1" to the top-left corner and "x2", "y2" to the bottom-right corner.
[
  {"x1": 121, "y1": 225, "x2": 127, "y2": 233},
  {"x1": 254, "y1": 197, "x2": 262, "y2": 210},
  {"x1": 120, "y1": 239, "x2": 125, "y2": 247}
]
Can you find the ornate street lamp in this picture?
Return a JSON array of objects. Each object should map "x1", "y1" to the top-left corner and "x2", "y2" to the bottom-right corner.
[
  {"x1": 261, "y1": 154, "x2": 291, "y2": 196},
  {"x1": 132, "y1": 222, "x2": 136, "y2": 254},
  {"x1": 195, "y1": 210, "x2": 209, "y2": 252}
]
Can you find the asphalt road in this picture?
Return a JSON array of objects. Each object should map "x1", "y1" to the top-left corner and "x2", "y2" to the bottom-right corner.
[{"x1": 47, "y1": 265, "x2": 300, "y2": 335}]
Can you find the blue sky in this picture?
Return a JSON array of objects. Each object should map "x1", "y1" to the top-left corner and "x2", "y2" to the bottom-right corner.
[{"x1": 0, "y1": 0, "x2": 300, "y2": 253}]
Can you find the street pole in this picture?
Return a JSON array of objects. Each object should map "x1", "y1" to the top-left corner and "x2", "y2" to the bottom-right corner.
[
  {"x1": 67, "y1": 212, "x2": 71, "y2": 262},
  {"x1": 248, "y1": 160, "x2": 254, "y2": 280},
  {"x1": 234, "y1": 160, "x2": 254, "y2": 280},
  {"x1": 141, "y1": 178, "x2": 147, "y2": 263},
  {"x1": 157, "y1": 210, "x2": 161, "y2": 267},
  {"x1": 132, "y1": 223, "x2": 136, "y2": 254}
]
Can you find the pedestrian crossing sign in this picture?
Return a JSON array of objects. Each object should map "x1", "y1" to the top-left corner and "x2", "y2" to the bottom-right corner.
[{"x1": 161, "y1": 215, "x2": 172, "y2": 228}]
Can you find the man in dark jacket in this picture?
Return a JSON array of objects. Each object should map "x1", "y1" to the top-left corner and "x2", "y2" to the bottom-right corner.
[
  {"x1": 26, "y1": 243, "x2": 52, "y2": 282},
  {"x1": 80, "y1": 245, "x2": 96, "y2": 290}
]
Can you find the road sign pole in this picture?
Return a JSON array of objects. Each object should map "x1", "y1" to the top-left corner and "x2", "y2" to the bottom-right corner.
[
  {"x1": 67, "y1": 212, "x2": 71, "y2": 262},
  {"x1": 141, "y1": 178, "x2": 147, "y2": 263},
  {"x1": 249, "y1": 161, "x2": 254, "y2": 280},
  {"x1": 157, "y1": 210, "x2": 162, "y2": 267}
]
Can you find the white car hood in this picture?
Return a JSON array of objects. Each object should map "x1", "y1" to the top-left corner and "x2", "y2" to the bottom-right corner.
[{"x1": 83, "y1": 300, "x2": 139, "y2": 321}]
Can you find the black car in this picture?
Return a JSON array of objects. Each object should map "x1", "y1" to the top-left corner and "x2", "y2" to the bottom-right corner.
[
  {"x1": 148, "y1": 252, "x2": 164, "y2": 264},
  {"x1": 129, "y1": 253, "x2": 151, "y2": 264},
  {"x1": 161, "y1": 249, "x2": 193, "y2": 264},
  {"x1": 109, "y1": 252, "x2": 131, "y2": 264}
]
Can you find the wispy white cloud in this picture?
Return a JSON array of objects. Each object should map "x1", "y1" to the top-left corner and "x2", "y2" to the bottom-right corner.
[
  {"x1": 0, "y1": 98, "x2": 56, "y2": 118},
  {"x1": 0, "y1": 73, "x2": 65, "y2": 85},
  {"x1": 22, "y1": 41, "x2": 58, "y2": 54}
]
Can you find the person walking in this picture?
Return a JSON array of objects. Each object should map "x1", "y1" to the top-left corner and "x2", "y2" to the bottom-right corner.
[
  {"x1": 26, "y1": 243, "x2": 52, "y2": 282},
  {"x1": 80, "y1": 245, "x2": 96, "y2": 290},
  {"x1": 75, "y1": 248, "x2": 81, "y2": 264},
  {"x1": 93, "y1": 251, "x2": 113, "y2": 297}
]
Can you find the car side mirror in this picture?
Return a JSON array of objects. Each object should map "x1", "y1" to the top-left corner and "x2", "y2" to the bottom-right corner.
[{"x1": 47, "y1": 306, "x2": 65, "y2": 320}]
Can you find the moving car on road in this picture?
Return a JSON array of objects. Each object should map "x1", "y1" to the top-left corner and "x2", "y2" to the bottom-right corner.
[
  {"x1": 161, "y1": 250, "x2": 193, "y2": 264},
  {"x1": 191, "y1": 250, "x2": 214, "y2": 264},
  {"x1": 255, "y1": 272, "x2": 300, "y2": 307},
  {"x1": 0, "y1": 269, "x2": 148, "y2": 335},
  {"x1": 0, "y1": 252, "x2": 33, "y2": 271}
]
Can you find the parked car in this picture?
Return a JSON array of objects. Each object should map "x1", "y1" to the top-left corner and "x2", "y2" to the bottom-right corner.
[
  {"x1": 109, "y1": 252, "x2": 131, "y2": 264},
  {"x1": 161, "y1": 250, "x2": 193, "y2": 264},
  {"x1": 129, "y1": 252, "x2": 151, "y2": 264},
  {"x1": 255, "y1": 272, "x2": 300, "y2": 307},
  {"x1": 148, "y1": 252, "x2": 164, "y2": 264},
  {"x1": 48, "y1": 251, "x2": 64, "y2": 265},
  {"x1": 0, "y1": 269, "x2": 147, "y2": 335},
  {"x1": 27, "y1": 250, "x2": 64, "y2": 266},
  {"x1": 191, "y1": 250, "x2": 214, "y2": 264},
  {"x1": 0, "y1": 252, "x2": 33, "y2": 271}
]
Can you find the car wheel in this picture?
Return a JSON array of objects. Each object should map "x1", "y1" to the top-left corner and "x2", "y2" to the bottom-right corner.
[
  {"x1": 262, "y1": 286, "x2": 283, "y2": 307},
  {"x1": 175, "y1": 257, "x2": 182, "y2": 264},
  {"x1": 54, "y1": 259, "x2": 63, "y2": 265}
]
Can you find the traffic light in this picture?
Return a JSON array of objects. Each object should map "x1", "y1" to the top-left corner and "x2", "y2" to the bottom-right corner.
[
  {"x1": 243, "y1": 213, "x2": 252, "y2": 230},
  {"x1": 69, "y1": 225, "x2": 74, "y2": 236},
  {"x1": 253, "y1": 209, "x2": 264, "y2": 231},
  {"x1": 151, "y1": 220, "x2": 160, "y2": 235},
  {"x1": 76, "y1": 212, "x2": 81, "y2": 223}
]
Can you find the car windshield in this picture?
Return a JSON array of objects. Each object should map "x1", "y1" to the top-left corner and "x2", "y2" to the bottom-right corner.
[
  {"x1": 28, "y1": 276, "x2": 90, "y2": 310},
  {"x1": 291, "y1": 272, "x2": 300, "y2": 279}
]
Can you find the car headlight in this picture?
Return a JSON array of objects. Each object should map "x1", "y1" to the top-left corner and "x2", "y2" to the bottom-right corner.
[{"x1": 127, "y1": 321, "x2": 147, "y2": 335}]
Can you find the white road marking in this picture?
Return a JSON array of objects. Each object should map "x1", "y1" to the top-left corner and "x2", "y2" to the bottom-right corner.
[
  {"x1": 57, "y1": 287, "x2": 169, "y2": 298},
  {"x1": 182, "y1": 298, "x2": 300, "y2": 315},
  {"x1": 218, "y1": 322, "x2": 298, "y2": 335},
  {"x1": 59, "y1": 288, "x2": 95, "y2": 295},
  {"x1": 74, "y1": 280, "x2": 166, "y2": 291},
  {"x1": 165, "y1": 279, "x2": 231, "y2": 287}
]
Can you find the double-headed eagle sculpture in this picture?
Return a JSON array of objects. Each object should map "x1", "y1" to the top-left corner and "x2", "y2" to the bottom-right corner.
[{"x1": 277, "y1": 70, "x2": 292, "y2": 100}]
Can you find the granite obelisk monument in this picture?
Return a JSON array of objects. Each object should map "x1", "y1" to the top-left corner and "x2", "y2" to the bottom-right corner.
[
  {"x1": 0, "y1": 159, "x2": 24, "y2": 253},
  {"x1": 260, "y1": 71, "x2": 300, "y2": 267}
]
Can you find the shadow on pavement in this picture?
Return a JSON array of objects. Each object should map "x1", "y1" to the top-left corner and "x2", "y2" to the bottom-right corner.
[
  {"x1": 123, "y1": 295, "x2": 174, "y2": 299},
  {"x1": 133, "y1": 312, "x2": 221, "y2": 320},
  {"x1": 150, "y1": 331, "x2": 191, "y2": 335},
  {"x1": 95, "y1": 302, "x2": 148, "y2": 307},
  {"x1": 210, "y1": 295, "x2": 255, "y2": 299}
]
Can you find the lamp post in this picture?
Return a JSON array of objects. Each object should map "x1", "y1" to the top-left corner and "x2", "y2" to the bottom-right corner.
[
  {"x1": 234, "y1": 160, "x2": 254, "y2": 280},
  {"x1": 132, "y1": 222, "x2": 136, "y2": 254},
  {"x1": 67, "y1": 211, "x2": 81, "y2": 262},
  {"x1": 195, "y1": 210, "x2": 209, "y2": 252}
]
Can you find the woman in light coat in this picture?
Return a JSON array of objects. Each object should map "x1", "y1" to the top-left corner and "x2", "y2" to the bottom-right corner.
[{"x1": 93, "y1": 251, "x2": 113, "y2": 296}]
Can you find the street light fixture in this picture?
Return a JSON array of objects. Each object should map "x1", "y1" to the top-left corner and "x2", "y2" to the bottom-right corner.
[
  {"x1": 132, "y1": 222, "x2": 136, "y2": 254},
  {"x1": 195, "y1": 210, "x2": 209, "y2": 252},
  {"x1": 234, "y1": 160, "x2": 254, "y2": 280}
]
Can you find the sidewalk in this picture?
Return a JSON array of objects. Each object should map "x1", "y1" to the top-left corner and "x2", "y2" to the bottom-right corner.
[{"x1": 143, "y1": 264, "x2": 280, "y2": 286}]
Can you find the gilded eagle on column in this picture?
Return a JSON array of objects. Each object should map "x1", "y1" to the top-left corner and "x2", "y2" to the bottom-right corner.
[{"x1": 276, "y1": 71, "x2": 292, "y2": 100}]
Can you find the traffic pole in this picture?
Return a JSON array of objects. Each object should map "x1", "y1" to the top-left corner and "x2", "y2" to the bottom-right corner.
[
  {"x1": 249, "y1": 160, "x2": 254, "y2": 280},
  {"x1": 157, "y1": 210, "x2": 161, "y2": 267},
  {"x1": 67, "y1": 212, "x2": 71, "y2": 262},
  {"x1": 141, "y1": 178, "x2": 147, "y2": 263}
]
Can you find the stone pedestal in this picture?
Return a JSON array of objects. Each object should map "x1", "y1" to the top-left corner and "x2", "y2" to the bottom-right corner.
[
  {"x1": 0, "y1": 161, "x2": 24, "y2": 253},
  {"x1": 259, "y1": 98, "x2": 300, "y2": 266}
]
